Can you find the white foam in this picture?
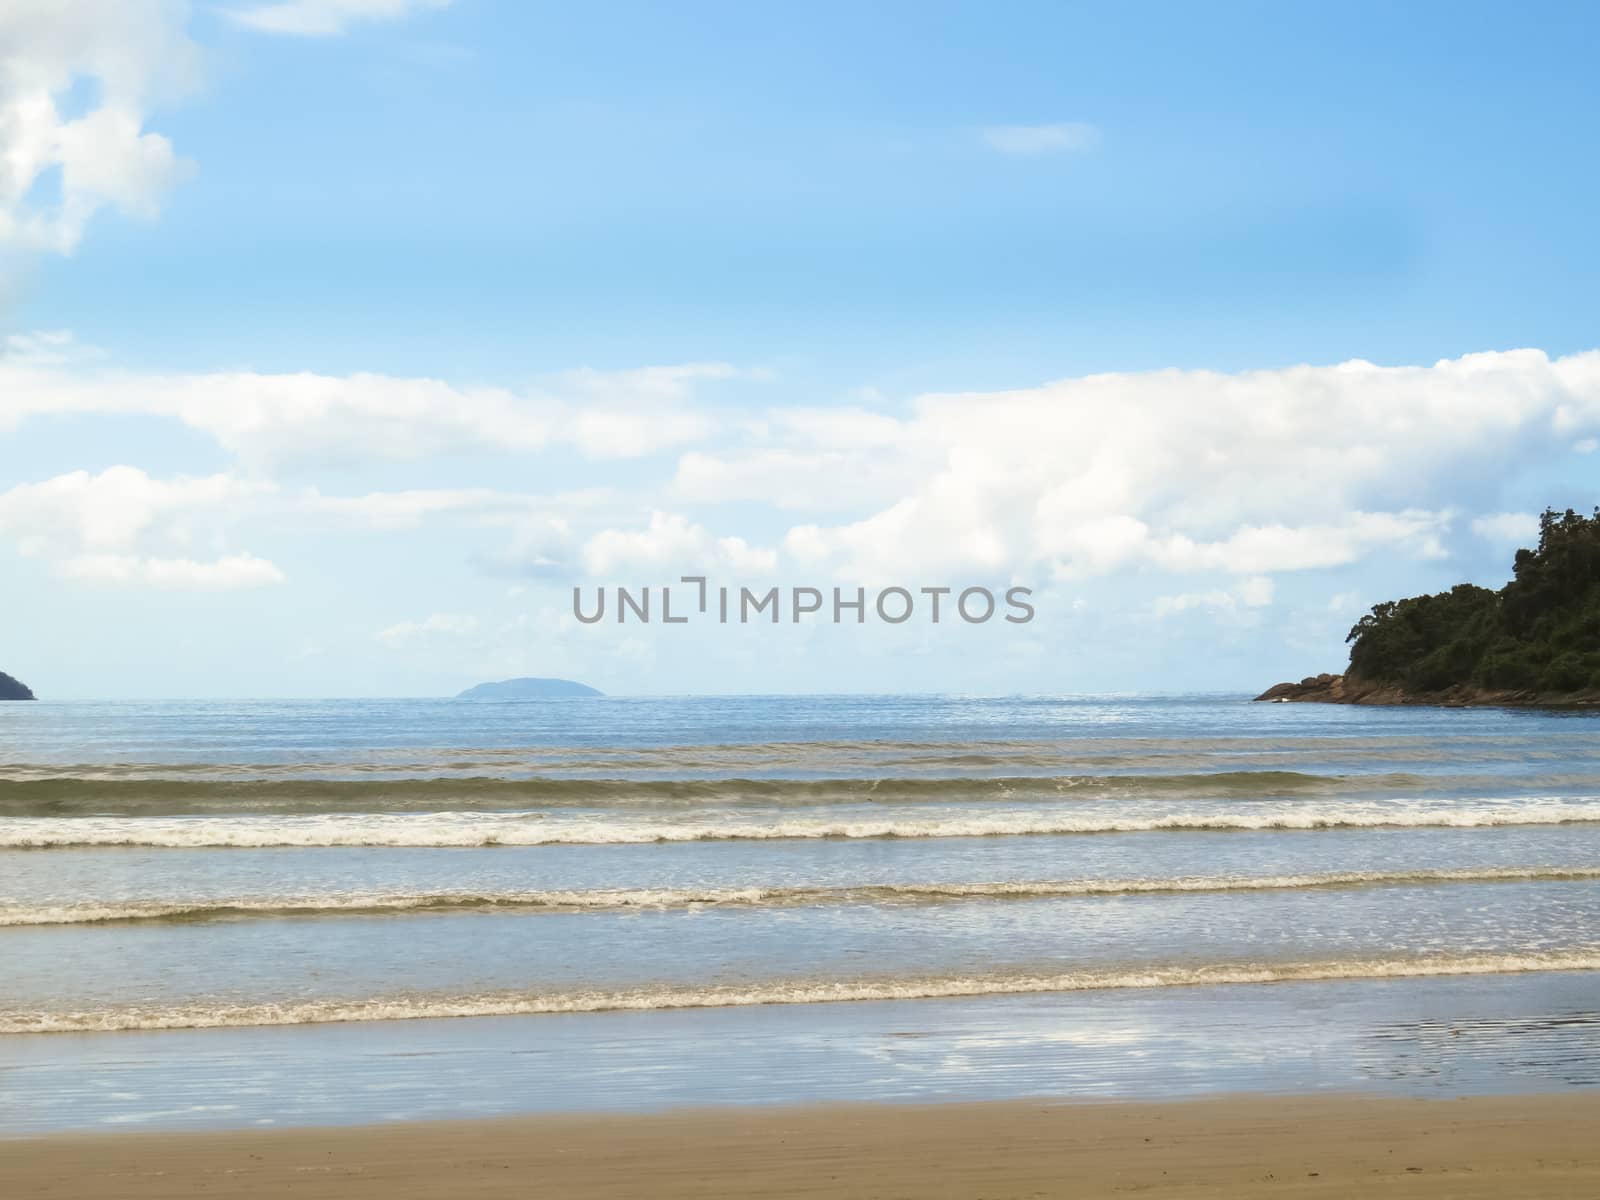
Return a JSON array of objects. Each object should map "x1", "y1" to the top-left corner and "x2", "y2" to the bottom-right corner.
[
  {"x1": 3, "y1": 798, "x2": 1597, "y2": 848},
  {"x1": 4, "y1": 866, "x2": 1596, "y2": 926},
  {"x1": 7, "y1": 950, "x2": 1598, "y2": 1033}
]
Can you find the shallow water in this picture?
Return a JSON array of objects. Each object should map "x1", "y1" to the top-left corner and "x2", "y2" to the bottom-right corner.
[
  {"x1": 3, "y1": 972, "x2": 1597, "y2": 1133},
  {"x1": 1, "y1": 695, "x2": 1597, "y2": 1126}
]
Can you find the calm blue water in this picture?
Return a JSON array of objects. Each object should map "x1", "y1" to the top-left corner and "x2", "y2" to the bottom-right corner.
[
  {"x1": 1, "y1": 694, "x2": 1597, "y2": 1130},
  {"x1": 5, "y1": 693, "x2": 1594, "y2": 761}
]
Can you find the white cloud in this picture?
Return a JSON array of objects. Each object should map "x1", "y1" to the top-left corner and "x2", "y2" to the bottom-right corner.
[
  {"x1": 560, "y1": 362, "x2": 740, "y2": 404},
  {"x1": 376, "y1": 612, "x2": 478, "y2": 646},
  {"x1": 229, "y1": 0, "x2": 452, "y2": 36},
  {"x1": 59, "y1": 551, "x2": 284, "y2": 589},
  {"x1": 785, "y1": 490, "x2": 1014, "y2": 581},
  {"x1": 672, "y1": 405, "x2": 933, "y2": 511},
  {"x1": 1137, "y1": 512, "x2": 1452, "y2": 575},
  {"x1": 8, "y1": 347, "x2": 1600, "y2": 600},
  {"x1": 0, "y1": 0, "x2": 198, "y2": 255},
  {"x1": 0, "y1": 466, "x2": 286, "y2": 589},
  {"x1": 767, "y1": 349, "x2": 1600, "y2": 582},
  {"x1": 765, "y1": 406, "x2": 908, "y2": 447},
  {"x1": 981, "y1": 122, "x2": 1100, "y2": 155},
  {"x1": 0, "y1": 0, "x2": 453, "y2": 263},
  {"x1": 0, "y1": 466, "x2": 271, "y2": 553},
  {"x1": 1236, "y1": 575, "x2": 1275, "y2": 607},
  {"x1": 0, "y1": 356, "x2": 747, "y2": 468},
  {"x1": 1470, "y1": 511, "x2": 1539, "y2": 545},
  {"x1": 1, "y1": 328, "x2": 94, "y2": 365},
  {"x1": 302, "y1": 486, "x2": 611, "y2": 530},
  {"x1": 581, "y1": 511, "x2": 777, "y2": 577},
  {"x1": 0, "y1": 464, "x2": 643, "y2": 591},
  {"x1": 674, "y1": 447, "x2": 930, "y2": 511},
  {"x1": 1153, "y1": 575, "x2": 1275, "y2": 619},
  {"x1": 483, "y1": 514, "x2": 580, "y2": 578}
]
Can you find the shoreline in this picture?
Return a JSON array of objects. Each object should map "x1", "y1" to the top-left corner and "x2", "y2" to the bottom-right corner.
[
  {"x1": 7, "y1": 966, "x2": 1597, "y2": 1136},
  {"x1": 7, "y1": 1092, "x2": 1600, "y2": 1198}
]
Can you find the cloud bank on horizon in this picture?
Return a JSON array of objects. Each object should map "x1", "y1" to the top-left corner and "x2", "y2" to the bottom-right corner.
[
  {"x1": 1, "y1": 1, "x2": 1596, "y2": 697},
  {"x1": 3, "y1": 344, "x2": 1597, "y2": 591}
]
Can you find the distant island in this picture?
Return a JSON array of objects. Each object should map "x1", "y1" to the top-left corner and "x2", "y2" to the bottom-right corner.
[
  {"x1": 456, "y1": 677, "x2": 603, "y2": 700},
  {"x1": 1258, "y1": 506, "x2": 1600, "y2": 708},
  {"x1": 0, "y1": 671, "x2": 36, "y2": 701}
]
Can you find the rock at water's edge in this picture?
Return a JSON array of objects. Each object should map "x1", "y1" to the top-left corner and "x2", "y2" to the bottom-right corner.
[
  {"x1": 1253, "y1": 673, "x2": 1346, "y2": 703},
  {"x1": 1253, "y1": 673, "x2": 1600, "y2": 708},
  {"x1": 0, "y1": 671, "x2": 36, "y2": 701}
]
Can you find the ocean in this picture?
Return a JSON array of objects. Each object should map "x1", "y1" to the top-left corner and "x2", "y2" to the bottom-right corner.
[{"x1": 2, "y1": 694, "x2": 1598, "y2": 1131}]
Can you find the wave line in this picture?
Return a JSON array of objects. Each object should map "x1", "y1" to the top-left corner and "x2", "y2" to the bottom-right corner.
[
  {"x1": 6, "y1": 866, "x2": 1597, "y2": 926},
  {"x1": 8, "y1": 951, "x2": 1598, "y2": 1034}
]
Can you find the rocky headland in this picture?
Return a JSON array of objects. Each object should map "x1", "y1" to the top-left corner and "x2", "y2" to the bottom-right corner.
[
  {"x1": 1257, "y1": 506, "x2": 1600, "y2": 710},
  {"x1": 1254, "y1": 672, "x2": 1600, "y2": 708},
  {"x1": 0, "y1": 670, "x2": 36, "y2": 701}
]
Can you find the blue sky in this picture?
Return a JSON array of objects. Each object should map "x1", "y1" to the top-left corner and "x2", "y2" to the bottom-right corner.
[{"x1": 2, "y1": 0, "x2": 1598, "y2": 698}]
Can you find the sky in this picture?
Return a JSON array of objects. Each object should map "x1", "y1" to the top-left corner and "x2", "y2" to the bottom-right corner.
[{"x1": 1, "y1": 0, "x2": 1598, "y2": 699}]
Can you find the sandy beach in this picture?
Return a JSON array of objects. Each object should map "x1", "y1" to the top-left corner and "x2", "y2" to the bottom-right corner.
[{"x1": 6, "y1": 1092, "x2": 1599, "y2": 1199}]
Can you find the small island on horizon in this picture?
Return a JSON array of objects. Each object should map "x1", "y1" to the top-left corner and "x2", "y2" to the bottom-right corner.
[
  {"x1": 1258, "y1": 506, "x2": 1600, "y2": 708},
  {"x1": 0, "y1": 671, "x2": 35, "y2": 701},
  {"x1": 456, "y1": 677, "x2": 604, "y2": 700}
]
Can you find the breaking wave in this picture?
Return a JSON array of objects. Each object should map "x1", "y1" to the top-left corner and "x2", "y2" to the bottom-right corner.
[
  {"x1": 4, "y1": 799, "x2": 1597, "y2": 848},
  {"x1": 8, "y1": 950, "x2": 1597, "y2": 1033},
  {"x1": 0, "y1": 771, "x2": 1446, "y2": 817},
  {"x1": 5, "y1": 866, "x2": 1597, "y2": 925}
]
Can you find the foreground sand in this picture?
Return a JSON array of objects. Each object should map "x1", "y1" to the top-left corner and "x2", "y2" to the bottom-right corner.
[{"x1": 5, "y1": 1092, "x2": 1599, "y2": 1199}]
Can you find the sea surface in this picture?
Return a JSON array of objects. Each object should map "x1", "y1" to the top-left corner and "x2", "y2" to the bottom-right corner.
[{"x1": 2, "y1": 694, "x2": 1598, "y2": 1131}]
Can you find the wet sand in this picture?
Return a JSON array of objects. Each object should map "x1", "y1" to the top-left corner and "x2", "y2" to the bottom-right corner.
[{"x1": 5, "y1": 1092, "x2": 1599, "y2": 1199}]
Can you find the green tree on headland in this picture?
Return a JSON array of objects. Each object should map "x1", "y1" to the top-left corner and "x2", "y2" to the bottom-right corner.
[{"x1": 1345, "y1": 507, "x2": 1600, "y2": 694}]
